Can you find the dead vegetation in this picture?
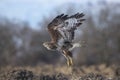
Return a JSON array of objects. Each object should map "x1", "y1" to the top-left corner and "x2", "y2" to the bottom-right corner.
[
  {"x1": 0, "y1": 64, "x2": 119, "y2": 80},
  {"x1": 0, "y1": 2, "x2": 120, "y2": 80}
]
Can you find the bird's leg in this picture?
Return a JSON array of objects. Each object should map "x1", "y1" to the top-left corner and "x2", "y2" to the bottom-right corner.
[
  {"x1": 62, "y1": 50, "x2": 73, "y2": 67},
  {"x1": 61, "y1": 52, "x2": 70, "y2": 66},
  {"x1": 66, "y1": 56, "x2": 71, "y2": 67},
  {"x1": 67, "y1": 55, "x2": 74, "y2": 76},
  {"x1": 66, "y1": 53, "x2": 73, "y2": 67},
  {"x1": 68, "y1": 56, "x2": 73, "y2": 67},
  {"x1": 67, "y1": 51, "x2": 73, "y2": 67},
  {"x1": 62, "y1": 53, "x2": 70, "y2": 66},
  {"x1": 66, "y1": 56, "x2": 73, "y2": 67}
]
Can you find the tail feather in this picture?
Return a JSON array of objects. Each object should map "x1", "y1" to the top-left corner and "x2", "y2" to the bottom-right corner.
[
  {"x1": 69, "y1": 41, "x2": 85, "y2": 51},
  {"x1": 69, "y1": 42, "x2": 81, "y2": 51}
]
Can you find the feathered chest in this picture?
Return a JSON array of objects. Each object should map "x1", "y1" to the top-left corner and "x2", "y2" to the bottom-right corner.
[{"x1": 57, "y1": 38, "x2": 73, "y2": 50}]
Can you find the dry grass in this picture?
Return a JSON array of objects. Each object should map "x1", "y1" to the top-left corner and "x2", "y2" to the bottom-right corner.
[{"x1": 0, "y1": 64, "x2": 119, "y2": 80}]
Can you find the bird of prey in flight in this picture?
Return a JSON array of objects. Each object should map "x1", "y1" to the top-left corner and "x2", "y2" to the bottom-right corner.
[{"x1": 43, "y1": 13, "x2": 85, "y2": 67}]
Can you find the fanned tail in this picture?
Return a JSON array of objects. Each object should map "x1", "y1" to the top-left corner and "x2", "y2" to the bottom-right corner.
[{"x1": 69, "y1": 41, "x2": 85, "y2": 51}]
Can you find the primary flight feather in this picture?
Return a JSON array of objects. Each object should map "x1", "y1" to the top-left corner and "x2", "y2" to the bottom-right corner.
[{"x1": 43, "y1": 13, "x2": 85, "y2": 66}]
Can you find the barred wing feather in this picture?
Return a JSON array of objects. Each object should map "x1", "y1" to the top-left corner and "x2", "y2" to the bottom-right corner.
[{"x1": 56, "y1": 13, "x2": 85, "y2": 42}]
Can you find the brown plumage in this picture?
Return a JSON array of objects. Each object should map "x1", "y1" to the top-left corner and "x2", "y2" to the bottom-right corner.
[{"x1": 43, "y1": 13, "x2": 85, "y2": 66}]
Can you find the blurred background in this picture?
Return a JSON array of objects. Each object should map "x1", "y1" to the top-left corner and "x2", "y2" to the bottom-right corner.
[{"x1": 0, "y1": 0, "x2": 120, "y2": 67}]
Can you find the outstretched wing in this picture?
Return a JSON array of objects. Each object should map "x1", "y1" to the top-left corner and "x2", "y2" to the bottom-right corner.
[
  {"x1": 47, "y1": 14, "x2": 69, "y2": 43},
  {"x1": 55, "y1": 13, "x2": 85, "y2": 42},
  {"x1": 47, "y1": 13, "x2": 85, "y2": 43}
]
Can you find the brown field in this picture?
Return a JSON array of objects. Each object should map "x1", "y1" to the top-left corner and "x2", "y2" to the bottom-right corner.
[
  {"x1": 0, "y1": 64, "x2": 120, "y2": 80},
  {"x1": 0, "y1": 1, "x2": 120, "y2": 80}
]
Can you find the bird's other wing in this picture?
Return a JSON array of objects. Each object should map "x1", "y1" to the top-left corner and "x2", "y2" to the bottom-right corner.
[
  {"x1": 47, "y1": 14, "x2": 69, "y2": 43},
  {"x1": 56, "y1": 13, "x2": 85, "y2": 42}
]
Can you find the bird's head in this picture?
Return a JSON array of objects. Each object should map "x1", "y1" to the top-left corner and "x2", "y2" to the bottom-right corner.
[{"x1": 43, "y1": 42, "x2": 57, "y2": 51}]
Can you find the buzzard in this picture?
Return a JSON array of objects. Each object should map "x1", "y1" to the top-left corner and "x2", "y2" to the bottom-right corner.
[{"x1": 43, "y1": 13, "x2": 85, "y2": 66}]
